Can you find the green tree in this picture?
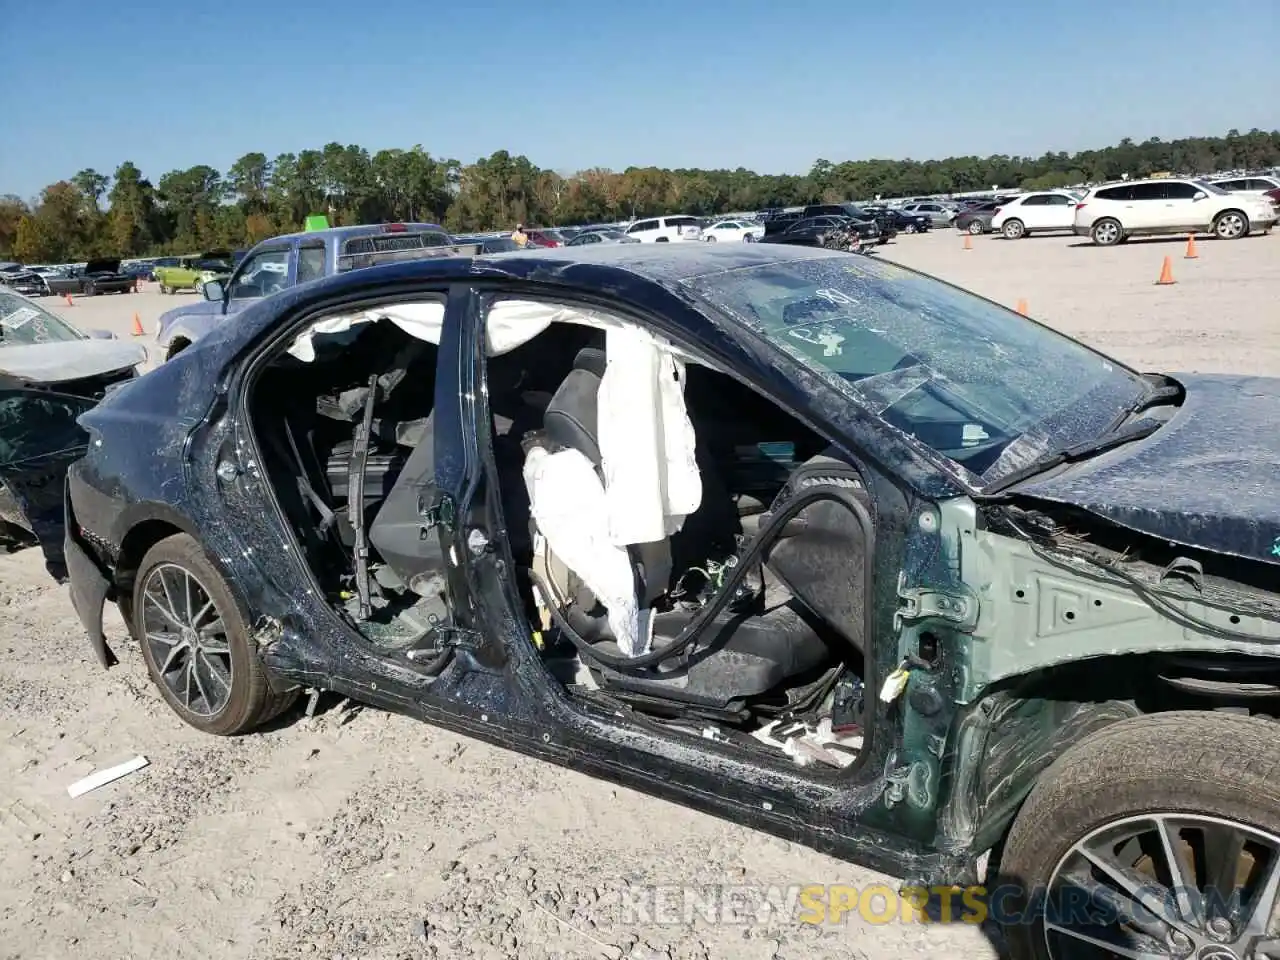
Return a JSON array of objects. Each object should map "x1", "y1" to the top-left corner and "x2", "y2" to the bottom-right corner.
[
  {"x1": 106, "y1": 162, "x2": 157, "y2": 256},
  {"x1": 7, "y1": 128, "x2": 1278, "y2": 256},
  {"x1": 0, "y1": 195, "x2": 31, "y2": 257}
]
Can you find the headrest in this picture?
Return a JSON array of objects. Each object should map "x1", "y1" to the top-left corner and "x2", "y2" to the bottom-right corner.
[
  {"x1": 573, "y1": 346, "x2": 607, "y2": 378},
  {"x1": 544, "y1": 368, "x2": 602, "y2": 466}
]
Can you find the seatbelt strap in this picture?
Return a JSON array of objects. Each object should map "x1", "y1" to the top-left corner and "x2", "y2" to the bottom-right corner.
[
  {"x1": 283, "y1": 421, "x2": 337, "y2": 535},
  {"x1": 348, "y1": 374, "x2": 380, "y2": 620}
]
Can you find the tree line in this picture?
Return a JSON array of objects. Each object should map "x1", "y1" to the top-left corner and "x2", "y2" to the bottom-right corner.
[{"x1": 2, "y1": 128, "x2": 1277, "y2": 263}]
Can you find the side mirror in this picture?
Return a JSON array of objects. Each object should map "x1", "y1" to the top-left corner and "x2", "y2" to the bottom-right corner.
[
  {"x1": 1193, "y1": 191, "x2": 1207, "y2": 201},
  {"x1": 203, "y1": 279, "x2": 226, "y2": 301}
]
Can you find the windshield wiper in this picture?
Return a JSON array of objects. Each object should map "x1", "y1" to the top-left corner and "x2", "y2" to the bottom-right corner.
[
  {"x1": 983, "y1": 417, "x2": 1163, "y2": 495},
  {"x1": 1103, "y1": 376, "x2": 1183, "y2": 433}
]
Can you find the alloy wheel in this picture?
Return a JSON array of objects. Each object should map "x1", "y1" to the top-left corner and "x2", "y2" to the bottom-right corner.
[
  {"x1": 1044, "y1": 812, "x2": 1280, "y2": 959},
  {"x1": 1216, "y1": 213, "x2": 1247, "y2": 239},
  {"x1": 140, "y1": 562, "x2": 233, "y2": 718},
  {"x1": 1093, "y1": 221, "x2": 1121, "y2": 245}
]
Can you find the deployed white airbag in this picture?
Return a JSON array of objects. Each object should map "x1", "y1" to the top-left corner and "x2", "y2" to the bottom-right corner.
[
  {"x1": 286, "y1": 298, "x2": 706, "y2": 365},
  {"x1": 523, "y1": 445, "x2": 652, "y2": 657},
  {"x1": 597, "y1": 325, "x2": 702, "y2": 547}
]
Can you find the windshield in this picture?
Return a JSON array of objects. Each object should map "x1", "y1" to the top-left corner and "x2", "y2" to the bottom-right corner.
[
  {"x1": 683, "y1": 255, "x2": 1147, "y2": 487},
  {"x1": 0, "y1": 290, "x2": 85, "y2": 345},
  {"x1": 1195, "y1": 179, "x2": 1229, "y2": 195}
]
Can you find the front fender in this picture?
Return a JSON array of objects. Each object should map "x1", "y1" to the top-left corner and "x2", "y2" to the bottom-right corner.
[
  {"x1": 158, "y1": 312, "x2": 222, "y2": 350},
  {"x1": 937, "y1": 691, "x2": 1140, "y2": 855}
]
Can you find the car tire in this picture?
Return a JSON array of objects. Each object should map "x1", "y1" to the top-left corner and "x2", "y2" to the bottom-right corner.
[
  {"x1": 967, "y1": 220, "x2": 984, "y2": 235},
  {"x1": 1002, "y1": 219, "x2": 1025, "y2": 240},
  {"x1": 83, "y1": 281, "x2": 96, "y2": 296},
  {"x1": 705, "y1": 235, "x2": 717, "y2": 243},
  {"x1": 159, "y1": 283, "x2": 171, "y2": 295},
  {"x1": 131, "y1": 533, "x2": 298, "y2": 735},
  {"x1": 904, "y1": 223, "x2": 917, "y2": 234},
  {"x1": 1090, "y1": 218, "x2": 1123, "y2": 246},
  {"x1": 997, "y1": 711, "x2": 1280, "y2": 960},
  {"x1": 1212, "y1": 210, "x2": 1250, "y2": 240}
]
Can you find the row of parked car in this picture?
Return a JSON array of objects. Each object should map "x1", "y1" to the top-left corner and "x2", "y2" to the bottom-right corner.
[
  {"x1": 949, "y1": 173, "x2": 1280, "y2": 244},
  {"x1": 0, "y1": 258, "x2": 143, "y2": 298}
]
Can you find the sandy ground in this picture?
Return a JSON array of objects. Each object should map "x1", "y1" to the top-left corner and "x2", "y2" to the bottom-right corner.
[{"x1": 2, "y1": 229, "x2": 1277, "y2": 960}]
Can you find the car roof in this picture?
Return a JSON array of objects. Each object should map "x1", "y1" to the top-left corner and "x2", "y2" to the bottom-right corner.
[
  {"x1": 256, "y1": 222, "x2": 448, "y2": 246},
  {"x1": 476, "y1": 239, "x2": 850, "y2": 282}
]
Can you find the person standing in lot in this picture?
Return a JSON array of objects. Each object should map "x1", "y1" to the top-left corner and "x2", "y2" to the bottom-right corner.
[{"x1": 512, "y1": 223, "x2": 529, "y2": 247}]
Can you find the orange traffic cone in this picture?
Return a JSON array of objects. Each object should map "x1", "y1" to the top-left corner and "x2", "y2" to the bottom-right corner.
[
  {"x1": 1156, "y1": 256, "x2": 1176, "y2": 285},
  {"x1": 1184, "y1": 234, "x2": 1198, "y2": 259},
  {"x1": 963, "y1": 234, "x2": 973, "y2": 250},
  {"x1": 131, "y1": 313, "x2": 144, "y2": 336},
  {"x1": 64, "y1": 293, "x2": 74, "y2": 306},
  {"x1": 1015, "y1": 298, "x2": 1028, "y2": 316}
]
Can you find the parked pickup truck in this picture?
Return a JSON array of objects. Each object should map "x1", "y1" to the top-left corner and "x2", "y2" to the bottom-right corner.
[
  {"x1": 155, "y1": 223, "x2": 479, "y2": 361},
  {"x1": 154, "y1": 252, "x2": 235, "y2": 294}
]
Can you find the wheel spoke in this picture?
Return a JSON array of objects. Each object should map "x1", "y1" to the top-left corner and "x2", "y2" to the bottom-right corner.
[
  {"x1": 198, "y1": 618, "x2": 226, "y2": 642},
  {"x1": 1078, "y1": 845, "x2": 1195, "y2": 937},
  {"x1": 1045, "y1": 920, "x2": 1170, "y2": 960},
  {"x1": 145, "y1": 587, "x2": 184, "y2": 629},
  {"x1": 1201, "y1": 821, "x2": 1247, "y2": 921},
  {"x1": 198, "y1": 651, "x2": 230, "y2": 692},
  {"x1": 1153, "y1": 816, "x2": 1198, "y2": 923},
  {"x1": 188, "y1": 658, "x2": 210, "y2": 708},
  {"x1": 1242, "y1": 844, "x2": 1280, "y2": 939},
  {"x1": 199, "y1": 633, "x2": 230, "y2": 655},
  {"x1": 183, "y1": 573, "x2": 195, "y2": 623},
  {"x1": 190, "y1": 598, "x2": 216, "y2": 629},
  {"x1": 159, "y1": 569, "x2": 180, "y2": 622},
  {"x1": 159, "y1": 639, "x2": 189, "y2": 675},
  {"x1": 1254, "y1": 936, "x2": 1280, "y2": 959}
]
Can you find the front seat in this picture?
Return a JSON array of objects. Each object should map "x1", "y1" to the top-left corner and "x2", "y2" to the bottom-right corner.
[
  {"x1": 541, "y1": 347, "x2": 673, "y2": 608},
  {"x1": 529, "y1": 348, "x2": 833, "y2": 716}
]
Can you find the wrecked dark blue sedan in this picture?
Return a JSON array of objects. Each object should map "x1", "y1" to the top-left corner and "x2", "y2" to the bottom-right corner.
[{"x1": 63, "y1": 243, "x2": 1280, "y2": 960}]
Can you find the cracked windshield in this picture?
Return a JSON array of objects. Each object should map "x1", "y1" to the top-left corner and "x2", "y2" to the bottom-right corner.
[
  {"x1": 685, "y1": 256, "x2": 1147, "y2": 485},
  {"x1": 0, "y1": 290, "x2": 84, "y2": 345}
]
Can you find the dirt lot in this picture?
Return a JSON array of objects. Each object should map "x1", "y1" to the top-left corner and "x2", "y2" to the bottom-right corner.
[{"x1": 2, "y1": 230, "x2": 1276, "y2": 960}]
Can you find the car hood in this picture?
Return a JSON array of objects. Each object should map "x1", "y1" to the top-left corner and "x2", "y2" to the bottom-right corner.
[
  {"x1": 0, "y1": 339, "x2": 145, "y2": 386},
  {"x1": 84, "y1": 258, "x2": 123, "y2": 274},
  {"x1": 159, "y1": 298, "x2": 224, "y2": 323},
  {"x1": 1010, "y1": 373, "x2": 1280, "y2": 567}
]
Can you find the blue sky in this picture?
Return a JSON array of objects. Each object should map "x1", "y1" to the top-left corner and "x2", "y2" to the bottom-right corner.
[{"x1": 3, "y1": 0, "x2": 1276, "y2": 199}]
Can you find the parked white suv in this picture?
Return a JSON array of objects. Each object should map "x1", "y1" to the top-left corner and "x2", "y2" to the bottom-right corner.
[
  {"x1": 1211, "y1": 175, "x2": 1280, "y2": 194},
  {"x1": 1073, "y1": 178, "x2": 1277, "y2": 246},
  {"x1": 624, "y1": 215, "x2": 703, "y2": 242},
  {"x1": 990, "y1": 190, "x2": 1081, "y2": 239}
]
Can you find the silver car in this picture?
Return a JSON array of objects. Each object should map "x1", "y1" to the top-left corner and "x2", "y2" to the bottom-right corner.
[
  {"x1": 900, "y1": 201, "x2": 958, "y2": 228},
  {"x1": 565, "y1": 228, "x2": 641, "y2": 246}
]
